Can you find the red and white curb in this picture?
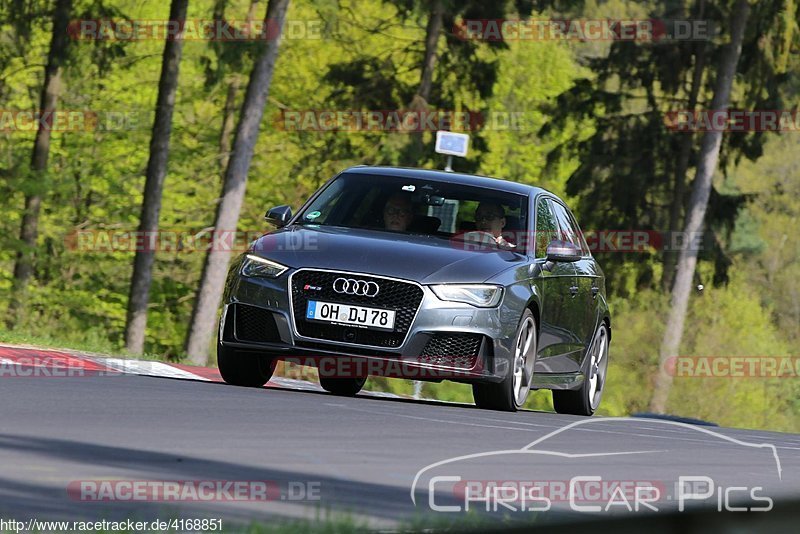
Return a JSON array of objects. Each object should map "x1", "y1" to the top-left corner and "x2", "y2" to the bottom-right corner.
[{"x1": 0, "y1": 344, "x2": 402, "y2": 399}]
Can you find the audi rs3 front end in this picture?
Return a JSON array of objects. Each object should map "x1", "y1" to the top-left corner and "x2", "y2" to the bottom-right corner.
[{"x1": 218, "y1": 166, "x2": 611, "y2": 414}]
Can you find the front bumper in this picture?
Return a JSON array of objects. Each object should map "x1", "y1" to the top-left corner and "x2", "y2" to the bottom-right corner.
[{"x1": 219, "y1": 267, "x2": 517, "y2": 383}]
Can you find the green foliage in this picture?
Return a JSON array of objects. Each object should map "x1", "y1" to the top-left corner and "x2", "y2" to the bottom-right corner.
[
  {"x1": 542, "y1": 0, "x2": 800, "y2": 297},
  {"x1": 603, "y1": 271, "x2": 798, "y2": 431},
  {"x1": 672, "y1": 271, "x2": 797, "y2": 431},
  {"x1": 481, "y1": 39, "x2": 592, "y2": 198}
]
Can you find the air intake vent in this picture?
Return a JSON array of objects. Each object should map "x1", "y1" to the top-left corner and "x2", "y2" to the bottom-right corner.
[
  {"x1": 419, "y1": 333, "x2": 482, "y2": 368},
  {"x1": 234, "y1": 304, "x2": 280, "y2": 343}
]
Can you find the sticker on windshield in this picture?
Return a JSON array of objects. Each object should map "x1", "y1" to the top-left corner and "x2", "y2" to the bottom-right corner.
[
  {"x1": 306, "y1": 211, "x2": 321, "y2": 220},
  {"x1": 402, "y1": 185, "x2": 415, "y2": 192}
]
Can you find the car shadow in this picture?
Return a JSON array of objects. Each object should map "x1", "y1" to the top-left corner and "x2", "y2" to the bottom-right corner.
[{"x1": 0, "y1": 433, "x2": 457, "y2": 527}]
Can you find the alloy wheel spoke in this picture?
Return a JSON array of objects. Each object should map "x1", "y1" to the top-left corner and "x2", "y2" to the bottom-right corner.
[
  {"x1": 513, "y1": 318, "x2": 536, "y2": 402},
  {"x1": 522, "y1": 322, "x2": 534, "y2": 354},
  {"x1": 588, "y1": 329, "x2": 608, "y2": 408},
  {"x1": 521, "y1": 364, "x2": 531, "y2": 389}
]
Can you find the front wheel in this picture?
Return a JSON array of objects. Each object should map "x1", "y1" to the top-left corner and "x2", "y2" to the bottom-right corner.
[
  {"x1": 472, "y1": 310, "x2": 537, "y2": 412},
  {"x1": 552, "y1": 322, "x2": 609, "y2": 416},
  {"x1": 319, "y1": 376, "x2": 367, "y2": 396},
  {"x1": 217, "y1": 344, "x2": 275, "y2": 387}
]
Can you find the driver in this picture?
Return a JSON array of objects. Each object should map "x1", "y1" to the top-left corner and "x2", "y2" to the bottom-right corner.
[
  {"x1": 475, "y1": 202, "x2": 516, "y2": 249},
  {"x1": 383, "y1": 193, "x2": 414, "y2": 231}
]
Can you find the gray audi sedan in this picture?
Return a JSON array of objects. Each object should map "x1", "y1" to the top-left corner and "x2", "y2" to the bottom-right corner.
[{"x1": 218, "y1": 166, "x2": 610, "y2": 414}]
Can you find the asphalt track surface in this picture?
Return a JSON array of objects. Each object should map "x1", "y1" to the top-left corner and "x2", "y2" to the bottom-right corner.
[{"x1": 1, "y1": 346, "x2": 799, "y2": 530}]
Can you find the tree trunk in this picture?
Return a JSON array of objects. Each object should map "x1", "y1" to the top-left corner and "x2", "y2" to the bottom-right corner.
[
  {"x1": 219, "y1": 77, "x2": 240, "y2": 175},
  {"x1": 212, "y1": 0, "x2": 239, "y2": 176},
  {"x1": 406, "y1": 0, "x2": 443, "y2": 164},
  {"x1": 124, "y1": 0, "x2": 189, "y2": 354},
  {"x1": 246, "y1": 0, "x2": 261, "y2": 22},
  {"x1": 661, "y1": 0, "x2": 707, "y2": 292},
  {"x1": 650, "y1": 0, "x2": 750, "y2": 413},
  {"x1": 184, "y1": 0, "x2": 290, "y2": 364},
  {"x1": 213, "y1": 0, "x2": 258, "y2": 175},
  {"x1": 6, "y1": 0, "x2": 72, "y2": 329},
  {"x1": 415, "y1": 0, "x2": 443, "y2": 107}
]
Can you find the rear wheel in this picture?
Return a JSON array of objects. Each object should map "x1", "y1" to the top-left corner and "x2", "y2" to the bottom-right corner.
[
  {"x1": 473, "y1": 310, "x2": 537, "y2": 412},
  {"x1": 552, "y1": 322, "x2": 609, "y2": 416},
  {"x1": 319, "y1": 376, "x2": 367, "y2": 396},
  {"x1": 217, "y1": 344, "x2": 274, "y2": 387}
]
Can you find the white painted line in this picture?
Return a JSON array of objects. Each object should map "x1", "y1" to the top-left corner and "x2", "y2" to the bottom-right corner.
[
  {"x1": 271, "y1": 377, "x2": 324, "y2": 390},
  {"x1": 99, "y1": 358, "x2": 211, "y2": 381},
  {"x1": 269, "y1": 377, "x2": 404, "y2": 399}
]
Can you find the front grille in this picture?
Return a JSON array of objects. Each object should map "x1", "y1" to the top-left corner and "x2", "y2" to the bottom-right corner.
[
  {"x1": 234, "y1": 304, "x2": 280, "y2": 343},
  {"x1": 418, "y1": 333, "x2": 482, "y2": 368},
  {"x1": 291, "y1": 270, "x2": 424, "y2": 348}
]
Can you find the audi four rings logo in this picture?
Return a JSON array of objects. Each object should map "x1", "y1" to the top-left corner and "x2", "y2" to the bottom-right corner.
[{"x1": 332, "y1": 278, "x2": 380, "y2": 297}]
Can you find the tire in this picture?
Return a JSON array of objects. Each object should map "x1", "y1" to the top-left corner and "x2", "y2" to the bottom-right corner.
[
  {"x1": 472, "y1": 309, "x2": 537, "y2": 412},
  {"x1": 217, "y1": 344, "x2": 274, "y2": 387},
  {"x1": 553, "y1": 322, "x2": 609, "y2": 416},
  {"x1": 319, "y1": 376, "x2": 367, "y2": 396}
]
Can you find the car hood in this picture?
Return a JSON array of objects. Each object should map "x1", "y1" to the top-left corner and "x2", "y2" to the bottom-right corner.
[{"x1": 249, "y1": 225, "x2": 525, "y2": 284}]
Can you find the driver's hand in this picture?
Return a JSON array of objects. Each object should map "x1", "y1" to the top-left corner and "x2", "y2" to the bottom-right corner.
[{"x1": 495, "y1": 235, "x2": 516, "y2": 249}]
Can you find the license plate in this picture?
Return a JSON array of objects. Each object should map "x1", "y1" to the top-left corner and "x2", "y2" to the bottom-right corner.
[{"x1": 306, "y1": 300, "x2": 395, "y2": 330}]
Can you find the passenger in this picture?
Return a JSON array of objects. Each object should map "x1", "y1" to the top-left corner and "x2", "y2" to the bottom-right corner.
[
  {"x1": 475, "y1": 202, "x2": 516, "y2": 249},
  {"x1": 383, "y1": 193, "x2": 414, "y2": 231}
]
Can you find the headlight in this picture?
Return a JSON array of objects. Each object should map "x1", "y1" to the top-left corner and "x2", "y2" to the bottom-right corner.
[
  {"x1": 430, "y1": 284, "x2": 503, "y2": 308},
  {"x1": 240, "y1": 254, "x2": 288, "y2": 278}
]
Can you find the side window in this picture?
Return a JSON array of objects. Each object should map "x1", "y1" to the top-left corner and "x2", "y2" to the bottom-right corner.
[
  {"x1": 300, "y1": 178, "x2": 347, "y2": 225},
  {"x1": 566, "y1": 209, "x2": 591, "y2": 255},
  {"x1": 550, "y1": 200, "x2": 586, "y2": 255},
  {"x1": 535, "y1": 198, "x2": 559, "y2": 258}
]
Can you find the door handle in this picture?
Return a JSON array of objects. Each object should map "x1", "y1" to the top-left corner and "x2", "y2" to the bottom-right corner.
[{"x1": 569, "y1": 285, "x2": 579, "y2": 296}]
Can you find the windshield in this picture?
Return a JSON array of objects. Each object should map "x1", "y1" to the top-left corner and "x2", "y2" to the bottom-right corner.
[{"x1": 296, "y1": 172, "x2": 529, "y2": 249}]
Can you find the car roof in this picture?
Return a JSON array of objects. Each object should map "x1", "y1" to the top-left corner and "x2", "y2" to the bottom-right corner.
[{"x1": 341, "y1": 165, "x2": 554, "y2": 198}]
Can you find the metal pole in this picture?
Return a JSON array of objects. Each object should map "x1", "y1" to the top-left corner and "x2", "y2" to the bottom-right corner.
[{"x1": 445, "y1": 155, "x2": 453, "y2": 172}]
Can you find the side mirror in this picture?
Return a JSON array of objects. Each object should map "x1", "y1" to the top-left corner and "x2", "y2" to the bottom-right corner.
[
  {"x1": 265, "y1": 205, "x2": 292, "y2": 227},
  {"x1": 545, "y1": 240, "x2": 582, "y2": 263}
]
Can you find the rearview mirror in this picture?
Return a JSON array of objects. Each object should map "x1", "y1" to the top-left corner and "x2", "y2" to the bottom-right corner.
[
  {"x1": 423, "y1": 194, "x2": 445, "y2": 206},
  {"x1": 265, "y1": 205, "x2": 292, "y2": 227},
  {"x1": 545, "y1": 240, "x2": 582, "y2": 263}
]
